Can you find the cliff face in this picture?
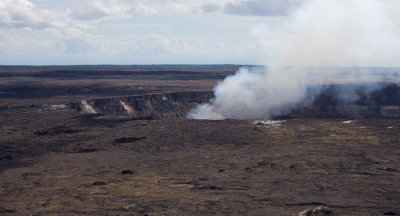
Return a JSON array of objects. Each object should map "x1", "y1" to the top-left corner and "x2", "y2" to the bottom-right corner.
[
  {"x1": 290, "y1": 83, "x2": 400, "y2": 119},
  {"x1": 69, "y1": 84, "x2": 400, "y2": 120},
  {"x1": 69, "y1": 91, "x2": 213, "y2": 119}
]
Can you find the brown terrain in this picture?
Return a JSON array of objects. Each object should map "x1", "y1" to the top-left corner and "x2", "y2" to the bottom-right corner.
[{"x1": 0, "y1": 65, "x2": 400, "y2": 216}]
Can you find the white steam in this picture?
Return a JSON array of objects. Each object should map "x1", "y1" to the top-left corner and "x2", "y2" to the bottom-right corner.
[{"x1": 188, "y1": 0, "x2": 400, "y2": 120}]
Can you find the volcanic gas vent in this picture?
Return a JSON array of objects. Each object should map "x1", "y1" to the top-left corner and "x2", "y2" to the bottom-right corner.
[
  {"x1": 188, "y1": 83, "x2": 400, "y2": 120},
  {"x1": 69, "y1": 91, "x2": 213, "y2": 119}
]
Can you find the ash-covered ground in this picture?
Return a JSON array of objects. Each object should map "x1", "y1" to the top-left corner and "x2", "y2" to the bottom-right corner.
[{"x1": 1, "y1": 65, "x2": 400, "y2": 216}]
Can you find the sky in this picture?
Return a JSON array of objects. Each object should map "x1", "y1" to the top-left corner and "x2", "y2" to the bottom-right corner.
[
  {"x1": 0, "y1": 0, "x2": 298, "y2": 65},
  {"x1": 1, "y1": 0, "x2": 400, "y2": 65}
]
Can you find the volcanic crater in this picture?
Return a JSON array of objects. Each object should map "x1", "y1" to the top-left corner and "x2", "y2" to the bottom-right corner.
[
  {"x1": 64, "y1": 83, "x2": 400, "y2": 120},
  {"x1": 1, "y1": 65, "x2": 400, "y2": 216}
]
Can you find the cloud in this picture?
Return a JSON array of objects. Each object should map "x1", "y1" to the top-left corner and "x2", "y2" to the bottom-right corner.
[
  {"x1": 65, "y1": 0, "x2": 143, "y2": 22},
  {"x1": 0, "y1": 0, "x2": 266, "y2": 64},
  {"x1": 1, "y1": 0, "x2": 249, "y2": 30},
  {"x1": 65, "y1": 0, "x2": 251, "y2": 20},
  {"x1": 0, "y1": 30, "x2": 65, "y2": 56},
  {"x1": 0, "y1": 0, "x2": 67, "y2": 29},
  {"x1": 0, "y1": 0, "x2": 301, "y2": 32},
  {"x1": 224, "y1": 0, "x2": 300, "y2": 16},
  {"x1": 4, "y1": 0, "x2": 399, "y2": 33},
  {"x1": 5, "y1": 0, "x2": 399, "y2": 66}
]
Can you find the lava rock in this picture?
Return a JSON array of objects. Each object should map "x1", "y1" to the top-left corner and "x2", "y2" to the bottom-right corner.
[
  {"x1": 34, "y1": 126, "x2": 82, "y2": 136},
  {"x1": 41, "y1": 203, "x2": 49, "y2": 208},
  {"x1": 257, "y1": 161, "x2": 276, "y2": 167},
  {"x1": 123, "y1": 204, "x2": 136, "y2": 210},
  {"x1": 115, "y1": 137, "x2": 146, "y2": 144},
  {"x1": 21, "y1": 172, "x2": 41, "y2": 177},
  {"x1": 0, "y1": 208, "x2": 16, "y2": 214},
  {"x1": 0, "y1": 156, "x2": 13, "y2": 161},
  {"x1": 244, "y1": 167, "x2": 253, "y2": 172},
  {"x1": 77, "y1": 148, "x2": 97, "y2": 153},
  {"x1": 378, "y1": 167, "x2": 397, "y2": 172},
  {"x1": 298, "y1": 206, "x2": 332, "y2": 216},
  {"x1": 193, "y1": 185, "x2": 223, "y2": 191},
  {"x1": 93, "y1": 181, "x2": 107, "y2": 186},
  {"x1": 121, "y1": 170, "x2": 136, "y2": 175}
]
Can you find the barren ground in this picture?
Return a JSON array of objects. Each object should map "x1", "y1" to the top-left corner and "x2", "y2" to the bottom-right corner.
[{"x1": 0, "y1": 65, "x2": 399, "y2": 216}]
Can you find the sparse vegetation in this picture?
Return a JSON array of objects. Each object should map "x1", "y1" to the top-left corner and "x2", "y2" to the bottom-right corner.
[{"x1": 0, "y1": 66, "x2": 399, "y2": 215}]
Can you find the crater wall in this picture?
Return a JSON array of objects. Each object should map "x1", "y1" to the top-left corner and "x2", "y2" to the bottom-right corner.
[{"x1": 68, "y1": 84, "x2": 400, "y2": 120}]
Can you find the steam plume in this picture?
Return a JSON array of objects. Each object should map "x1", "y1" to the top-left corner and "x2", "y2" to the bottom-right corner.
[{"x1": 188, "y1": 0, "x2": 400, "y2": 120}]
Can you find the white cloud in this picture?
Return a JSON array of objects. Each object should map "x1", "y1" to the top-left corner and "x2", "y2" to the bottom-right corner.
[
  {"x1": 0, "y1": 0, "x2": 67, "y2": 29},
  {"x1": 2, "y1": 0, "x2": 399, "y2": 65},
  {"x1": 0, "y1": 30, "x2": 65, "y2": 56},
  {"x1": 225, "y1": 0, "x2": 300, "y2": 16},
  {"x1": 0, "y1": 0, "x2": 262, "y2": 64},
  {"x1": 1, "y1": 0, "x2": 256, "y2": 30}
]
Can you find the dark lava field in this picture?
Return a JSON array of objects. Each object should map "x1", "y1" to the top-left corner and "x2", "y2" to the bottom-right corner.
[{"x1": 1, "y1": 65, "x2": 400, "y2": 216}]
